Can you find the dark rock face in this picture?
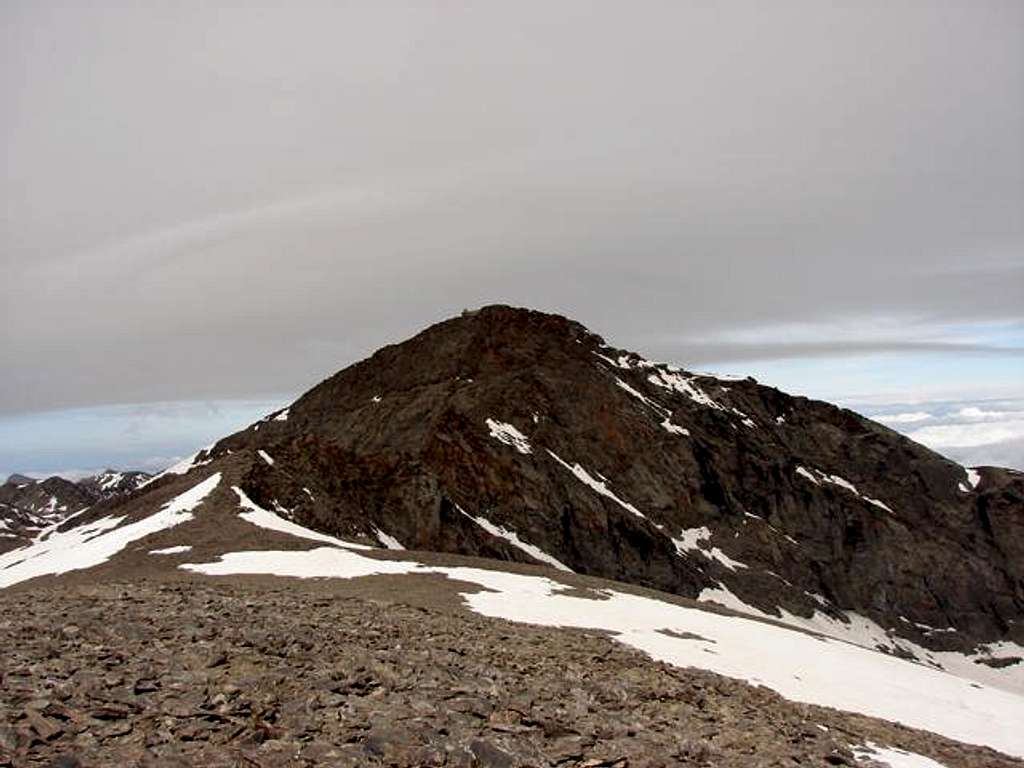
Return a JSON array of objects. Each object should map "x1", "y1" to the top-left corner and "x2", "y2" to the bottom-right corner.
[
  {"x1": 49, "y1": 306, "x2": 1024, "y2": 650},
  {"x1": 0, "y1": 471, "x2": 151, "y2": 554}
]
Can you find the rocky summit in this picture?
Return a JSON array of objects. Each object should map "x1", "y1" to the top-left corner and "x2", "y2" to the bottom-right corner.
[
  {"x1": 176, "y1": 305, "x2": 1020, "y2": 651},
  {"x1": 2, "y1": 305, "x2": 1023, "y2": 767}
]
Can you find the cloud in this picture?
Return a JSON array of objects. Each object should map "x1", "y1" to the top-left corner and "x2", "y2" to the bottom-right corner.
[
  {"x1": 858, "y1": 398, "x2": 1024, "y2": 470},
  {"x1": 0, "y1": 398, "x2": 288, "y2": 480},
  {"x1": 908, "y1": 419, "x2": 1024, "y2": 449},
  {"x1": 1, "y1": 2, "x2": 1022, "y2": 414},
  {"x1": 938, "y1": 438, "x2": 1024, "y2": 471},
  {"x1": 955, "y1": 406, "x2": 1019, "y2": 422},
  {"x1": 874, "y1": 412, "x2": 933, "y2": 425}
]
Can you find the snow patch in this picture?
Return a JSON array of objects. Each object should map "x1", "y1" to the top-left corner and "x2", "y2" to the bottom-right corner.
[
  {"x1": 257, "y1": 450, "x2": 275, "y2": 467},
  {"x1": 273, "y1": 408, "x2": 290, "y2": 422},
  {"x1": 660, "y1": 418, "x2": 690, "y2": 436},
  {"x1": 231, "y1": 487, "x2": 371, "y2": 550},
  {"x1": 647, "y1": 370, "x2": 724, "y2": 410},
  {"x1": 852, "y1": 742, "x2": 949, "y2": 768},
  {"x1": 98, "y1": 472, "x2": 124, "y2": 492},
  {"x1": 485, "y1": 419, "x2": 532, "y2": 454},
  {"x1": 374, "y1": 528, "x2": 405, "y2": 550},
  {"x1": 672, "y1": 527, "x2": 748, "y2": 571},
  {"x1": 672, "y1": 525, "x2": 711, "y2": 553},
  {"x1": 150, "y1": 545, "x2": 192, "y2": 555},
  {"x1": 182, "y1": 546, "x2": 424, "y2": 581}
]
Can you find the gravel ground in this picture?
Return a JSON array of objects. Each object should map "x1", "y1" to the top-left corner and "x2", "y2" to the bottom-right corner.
[{"x1": 1, "y1": 578, "x2": 1018, "y2": 768}]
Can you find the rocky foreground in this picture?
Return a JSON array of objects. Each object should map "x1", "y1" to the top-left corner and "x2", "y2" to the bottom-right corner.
[{"x1": 1, "y1": 576, "x2": 1017, "y2": 768}]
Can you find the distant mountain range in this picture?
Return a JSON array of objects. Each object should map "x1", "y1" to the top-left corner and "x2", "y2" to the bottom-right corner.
[{"x1": 0, "y1": 469, "x2": 150, "y2": 553}]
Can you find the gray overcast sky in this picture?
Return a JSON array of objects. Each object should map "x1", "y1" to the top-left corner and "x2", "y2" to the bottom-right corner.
[{"x1": 2, "y1": 2, "x2": 1022, "y2": 425}]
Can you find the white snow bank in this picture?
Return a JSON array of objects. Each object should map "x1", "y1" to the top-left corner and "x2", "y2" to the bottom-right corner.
[
  {"x1": 698, "y1": 582, "x2": 1024, "y2": 696},
  {"x1": 257, "y1": 450, "x2": 275, "y2": 467},
  {"x1": 485, "y1": 419, "x2": 532, "y2": 454},
  {"x1": 547, "y1": 450, "x2": 645, "y2": 519},
  {"x1": 177, "y1": 545, "x2": 1024, "y2": 757},
  {"x1": 182, "y1": 546, "x2": 424, "y2": 581},
  {"x1": 0, "y1": 473, "x2": 221, "y2": 589},
  {"x1": 273, "y1": 408, "x2": 290, "y2": 422},
  {"x1": 231, "y1": 487, "x2": 371, "y2": 550}
]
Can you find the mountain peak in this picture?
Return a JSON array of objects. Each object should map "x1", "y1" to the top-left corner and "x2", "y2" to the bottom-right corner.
[
  {"x1": 148, "y1": 309, "x2": 1019, "y2": 657},
  {"x1": 2, "y1": 309, "x2": 1023, "y2": 761}
]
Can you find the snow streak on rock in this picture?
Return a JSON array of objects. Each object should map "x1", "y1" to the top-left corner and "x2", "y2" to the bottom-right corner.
[
  {"x1": 485, "y1": 419, "x2": 532, "y2": 454},
  {"x1": 795, "y1": 466, "x2": 894, "y2": 513},
  {"x1": 646, "y1": 369, "x2": 724, "y2": 410},
  {"x1": 458, "y1": 506, "x2": 571, "y2": 572},
  {"x1": 546, "y1": 451, "x2": 645, "y2": 519}
]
